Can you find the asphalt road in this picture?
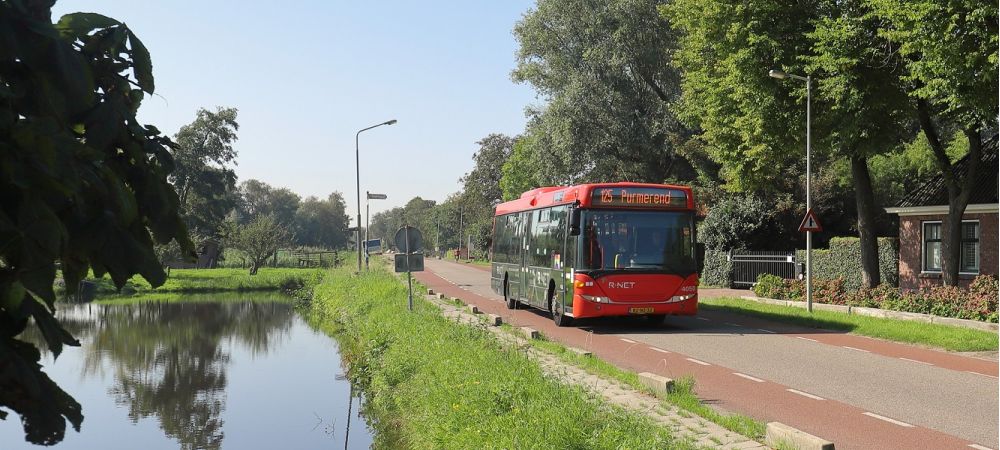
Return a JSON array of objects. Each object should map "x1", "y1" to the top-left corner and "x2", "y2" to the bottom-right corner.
[{"x1": 416, "y1": 258, "x2": 999, "y2": 450}]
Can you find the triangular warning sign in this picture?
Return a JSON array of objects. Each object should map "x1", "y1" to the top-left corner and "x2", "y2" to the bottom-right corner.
[{"x1": 798, "y1": 208, "x2": 823, "y2": 232}]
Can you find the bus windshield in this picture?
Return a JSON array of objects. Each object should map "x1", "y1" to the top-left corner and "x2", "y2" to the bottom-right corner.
[{"x1": 580, "y1": 210, "x2": 696, "y2": 273}]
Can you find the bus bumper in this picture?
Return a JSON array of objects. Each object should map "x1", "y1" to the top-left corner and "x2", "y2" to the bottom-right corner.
[{"x1": 570, "y1": 295, "x2": 698, "y2": 319}]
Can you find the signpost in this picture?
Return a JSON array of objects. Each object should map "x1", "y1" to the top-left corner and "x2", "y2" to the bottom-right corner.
[
  {"x1": 798, "y1": 208, "x2": 822, "y2": 313},
  {"x1": 393, "y1": 225, "x2": 424, "y2": 311},
  {"x1": 798, "y1": 208, "x2": 823, "y2": 232}
]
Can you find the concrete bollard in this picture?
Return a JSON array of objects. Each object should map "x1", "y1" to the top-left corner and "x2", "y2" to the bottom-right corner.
[
  {"x1": 638, "y1": 372, "x2": 673, "y2": 395},
  {"x1": 486, "y1": 314, "x2": 502, "y2": 326},
  {"x1": 437, "y1": 293, "x2": 446, "y2": 299},
  {"x1": 468, "y1": 305, "x2": 480, "y2": 314},
  {"x1": 428, "y1": 289, "x2": 436, "y2": 295},
  {"x1": 521, "y1": 327, "x2": 539, "y2": 339},
  {"x1": 568, "y1": 347, "x2": 592, "y2": 357},
  {"x1": 765, "y1": 422, "x2": 835, "y2": 450}
]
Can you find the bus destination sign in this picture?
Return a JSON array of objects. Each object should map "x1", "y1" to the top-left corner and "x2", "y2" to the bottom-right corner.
[{"x1": 591, "y1": 187, "x2": 687, "y2": 208}]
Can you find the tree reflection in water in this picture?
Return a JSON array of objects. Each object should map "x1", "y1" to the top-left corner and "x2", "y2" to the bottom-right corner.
[{"x1": 54, "y1": 297, "x2": 294, "y2": 450}]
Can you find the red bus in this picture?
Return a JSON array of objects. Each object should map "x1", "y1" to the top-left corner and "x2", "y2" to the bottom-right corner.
[{"x1": 490, "y1": 183, "x2": 698, "y2": 326}]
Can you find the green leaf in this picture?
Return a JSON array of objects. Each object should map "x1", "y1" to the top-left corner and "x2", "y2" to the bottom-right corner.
[
  {"x1": 0, "y1": 281, "x2": 26, "y2": 312},
  {"x1": 24, "y1": 296, "x2": 79, "y2": 358},
  {"x1": 126, "y1": 30, "x2": 154, "y2": 94},
  {"x1": 55, "y1": 13, "x2": 121, "y2": 39}
]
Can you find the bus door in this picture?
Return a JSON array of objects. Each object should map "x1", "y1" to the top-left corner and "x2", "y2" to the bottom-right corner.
[{"x1": 518, "y1": 210, "x2": 531, "y2": 303}]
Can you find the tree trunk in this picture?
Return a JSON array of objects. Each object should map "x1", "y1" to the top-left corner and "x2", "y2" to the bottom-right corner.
[
  {"x1": 916, "y1": 100, "x2": 982, "y2": 286},
  {"x1": 850, "y1": 155, "x2": 881, "y2": 288}
]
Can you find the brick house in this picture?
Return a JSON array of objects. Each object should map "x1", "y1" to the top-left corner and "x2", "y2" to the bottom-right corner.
[{"x1": 885, "y1": 142, "x2": 998, "y2": 291}]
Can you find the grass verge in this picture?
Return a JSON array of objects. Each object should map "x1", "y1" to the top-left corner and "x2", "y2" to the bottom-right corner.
[
  {"x1": 64, "y1": 268, "x2": 325, "y2": 301},
  {"x1": 305, "y1": 266, "x2": 699, "y2": 449},
  {"x1": 702, "y1": 297, "x2": 998, "y2": 352}
]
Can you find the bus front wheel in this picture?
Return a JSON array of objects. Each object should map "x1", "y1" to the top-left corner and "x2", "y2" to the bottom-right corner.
[{"x1": 550, "y1": 290, "x2": 572, "y2": 327}]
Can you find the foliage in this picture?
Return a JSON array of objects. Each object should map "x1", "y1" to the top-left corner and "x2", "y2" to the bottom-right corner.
[
  {"x1": 221, "y1": 215, "x2": 292, "y2": 275},
  {"x1": 0, "y1": 3, "x2": 194, "y2": 444},
  {"x1": 499, "y1": 137, "x2": 540, "y2": 201},
  {"x1": 171, "y1": 106, "x2": 240, "y2": 238},
  {"x1": 758, "y1": 274, "x2": 998, "y2": 324},
  {"x1": 306, "y1": 266, "x2": 689, "y2": 449},
  {"x1": 752, "y1": 274, "x2": 785, "y2": 299},
  {"x1": 237, "y1": 179, "x2": 301, "y2": 226},
  {"x1": 795, "y1": 237, "x2": 899, "y2": 291},
  {"x1": 460, "y1": 134, "x2": 515, "y2": 251},
  {"x1": 511, "y1": 0, "x2": 699, "y2": 185},
  {"x1": 698, "y1": 194, "x2": 791, "y2": 251},
  {"x1": 293, "y1": 193, "x2": 350, "y2": 249},
  {"x1": 701, "y1": 297, "x2": 997, "y2": 352},
  {"x1": 699, "y1": 250, "x2": 731, "y2": 288},
  {"x1": 57, "y1": 268, "x2": 325, "y2": 301}
]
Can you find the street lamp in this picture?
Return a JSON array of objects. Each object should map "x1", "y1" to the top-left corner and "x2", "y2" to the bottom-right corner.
[
  {"x1": 356, "y1": 119, "x2": 397, "y2": 273},
  {"x1": 365, "y1": 191, "x2": 387, "y2": 269},
  {"x1": 769, "y1": 69, "x2": 814, "y2": 313}
]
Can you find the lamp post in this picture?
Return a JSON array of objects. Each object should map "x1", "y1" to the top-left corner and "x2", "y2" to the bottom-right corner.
[
  {"x1": 769, "y1": 69, "x2": 813, "y2": 313},
  {"x1": 355, "y1": 119, "x2": 397, "y2": 273},
  {"x1": 365, "y1": 191, "x2": 387, "y2": 269}
]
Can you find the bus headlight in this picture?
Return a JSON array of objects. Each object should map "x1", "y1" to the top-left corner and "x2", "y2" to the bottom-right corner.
[
  {"x1": 581, "y1": 294, "x2": 611, "y2": 303},
  {"x1": 667, "y1": 294, "x2": 696, "y2": 303}
]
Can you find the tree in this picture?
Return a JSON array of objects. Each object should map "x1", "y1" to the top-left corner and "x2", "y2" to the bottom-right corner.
[
  {"x1": 500, "y1": 137, "x2": 541, "y2": 201},
  {"x1": 222, "y1": 215, "x2": 292, "y2": 275},
  {"x1": 0, "y1": 2, "x2": 193, "y2": 444},
  {"x1": 666, "y1": 0, "x2": 916, "y2": 288},
  {"x1": 237, "y1": 179, "x2": 301, "y2": 226},
  {"x1": 869, "y1": 0, "x2": 998, "y2": 285},
  {"x1": 511, "y1": 0, "x2": 698, "y2": 185},
  {"x1": 460, "y1": 134, "x2": 515, "y2": 251},
  {"x1": 293, "y1": 193, "x2": 350, "y2": 249},
  {"x1": 171, "y1": 107, "x2": 240, "y2": 238}
]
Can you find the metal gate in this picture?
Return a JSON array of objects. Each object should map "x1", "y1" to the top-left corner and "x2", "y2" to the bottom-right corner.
[{"x1": 729, "y1": 250, "x2": 797, "y2": 288}]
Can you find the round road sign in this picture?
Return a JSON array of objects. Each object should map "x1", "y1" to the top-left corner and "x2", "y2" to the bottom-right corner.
[{"x1": 393, "y1": 226, "x2": 423, "y2": 253}]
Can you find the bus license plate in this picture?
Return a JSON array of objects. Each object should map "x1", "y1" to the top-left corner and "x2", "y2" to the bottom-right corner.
[{"x1": 629, "y1": 307, "x2": 655, "y2": 314}]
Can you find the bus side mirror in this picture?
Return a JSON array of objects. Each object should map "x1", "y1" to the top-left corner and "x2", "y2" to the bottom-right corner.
[{"x1": 569, "y1": 208, "x2": 581, "y2": 236}]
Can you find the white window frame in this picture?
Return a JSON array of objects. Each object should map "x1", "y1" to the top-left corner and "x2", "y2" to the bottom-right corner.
[{"x1": 920, "y1": 219, "x2": 981, "y2": 274}]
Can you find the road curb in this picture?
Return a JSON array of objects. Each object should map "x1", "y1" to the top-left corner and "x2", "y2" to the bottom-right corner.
[
  {"x1": 638, "y1": 372, "x2": 673, "y2": 395},
  {"x1": 765, "y1": 422, "x2": 835, "y2": 450}
]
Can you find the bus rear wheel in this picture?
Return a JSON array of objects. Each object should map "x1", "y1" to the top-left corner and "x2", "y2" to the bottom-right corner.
[{"x1": 504, "y1": 279, "x2": 518, "y2": 310}]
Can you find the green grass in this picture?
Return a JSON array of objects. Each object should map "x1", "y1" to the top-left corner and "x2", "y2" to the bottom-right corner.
[
  {"x1": 62, "y1": 268, "x2": 326, "y2": 300},
  {"x1": 95, "y1": 291, "x2": 294, "y2": 305},
  {"x1": 702, "y1": 297, "x2": 999, "y2": 352},
  {"x1": 305, "y1": 266, "x2": 700, "y2": 450}
]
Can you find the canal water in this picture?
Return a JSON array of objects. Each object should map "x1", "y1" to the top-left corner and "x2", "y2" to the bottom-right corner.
[{"x1": 2, "y1": 295, "x2": 373, "y2": 449}]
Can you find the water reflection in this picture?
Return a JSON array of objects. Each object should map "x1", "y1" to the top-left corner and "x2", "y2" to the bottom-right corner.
[{"x1": 84, "y1": 300, "x2": 293, "y2": 450}]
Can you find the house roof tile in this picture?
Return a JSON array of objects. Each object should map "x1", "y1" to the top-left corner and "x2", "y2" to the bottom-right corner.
[{"x1": 896, "y1": 135, "x2": 999, "y2": 208}]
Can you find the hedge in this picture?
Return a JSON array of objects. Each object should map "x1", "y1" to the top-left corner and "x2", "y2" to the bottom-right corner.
[
  {"x1": 795, "y1": 237, "x2": 898, "y2": 290},
  {"x1": 753, "y1": 273, "x2": 999, "y2": 323},
  {"x1": 700, "y1": 249, "x2": 732, "y2": 287}
]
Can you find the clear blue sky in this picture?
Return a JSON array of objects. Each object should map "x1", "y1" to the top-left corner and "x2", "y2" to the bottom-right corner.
[{"x1": 52, "y1": 1, "x2": 539, "y2": 224}]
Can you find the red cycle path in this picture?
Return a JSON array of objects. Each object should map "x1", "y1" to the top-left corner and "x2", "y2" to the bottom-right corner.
[{"x1": 414, "y1": 261, "x2": 998, "y2": 450}]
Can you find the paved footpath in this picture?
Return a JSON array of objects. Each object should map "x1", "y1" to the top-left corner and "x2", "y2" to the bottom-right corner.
[{"x1": 416, "y1": 258, "x2": 999, "y2": 450}]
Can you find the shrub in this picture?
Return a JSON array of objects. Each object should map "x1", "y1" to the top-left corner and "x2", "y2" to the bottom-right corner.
[
  {"x1": 752, "y1": 274, "x2": 785, "y2": 298},
  {"x1": 795, "y1": 237, "x2": 899, "y2": 290},
  {"x1": 698, "y1": 194, "x2": 783, "y2": 251},
  {"x1": 701, "y1": 249, "x2": 732, "y2": 287}
]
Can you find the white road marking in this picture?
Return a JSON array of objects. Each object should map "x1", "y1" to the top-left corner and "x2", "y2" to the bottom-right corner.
[
  {"x1": 685, "y1": 358, "x2": 711, "y2": 366},
  {"x1": 968, "y1": 444, "x2": 995, "y2": 450},
  {"x1": 649, "y1": 347, "x2": 671, "y2": 354},
  {"x1": 863, "y1": 412, "x2": 914, "y2": 427},
  {"x1": 899, "y1": 357, "x2": 934, "y2": 366},
  {"x1": 795, "y1": 336, "x2": 818, "y2": 343},
  {"x1": 733, "y1": 372, "x2": 764, "y2": 382},
  {"x1": 620, "y1": 338, "x2": 637, "y2": 344},
  {"x1": 966, "y1": 371, "x2": 999, "y2": 379},
  {"x1": 786, "y1": 389, "x2": 825, "y2": 400},
  {"x1": 756, "y1": 328, "x2": 776, "y2": 334},
  {"x1": 843, "y1": 346, "x2": 871, "y2": 353},
  {"x1": 695, "y1": 317, "x2": 711, "y2": 322}
]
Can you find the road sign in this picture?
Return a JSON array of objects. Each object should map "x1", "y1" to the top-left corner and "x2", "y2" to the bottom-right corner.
[
  {"x1": 394, "y1": 253, "x2": 424, "y2": 272},
  {"x1": 367, "y1": 193, "x2": 387, "y2": 200},
  {"x1": 394, "y1": 226, "x2": 423, "y2": 253},
  {"x1": 365, "y1": 239, "x2": 382, "y2": 255},
  {"x1": 798, "y1": 208, "x2": 823, "y2": 232}
]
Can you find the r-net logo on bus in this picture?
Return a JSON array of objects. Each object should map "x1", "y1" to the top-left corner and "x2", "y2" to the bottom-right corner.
[{"x1": 592, "y1": 187, "x2": 687, "y2": 208}]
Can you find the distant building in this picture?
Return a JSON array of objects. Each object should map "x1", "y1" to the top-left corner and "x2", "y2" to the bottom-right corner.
[{"x1": 885, "y1": 138, "x2": 998, "y2": 290}]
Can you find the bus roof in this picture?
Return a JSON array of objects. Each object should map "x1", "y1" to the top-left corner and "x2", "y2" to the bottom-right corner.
[{"x1": 494, "y1": 182, "x2": 695, "y2": 216}]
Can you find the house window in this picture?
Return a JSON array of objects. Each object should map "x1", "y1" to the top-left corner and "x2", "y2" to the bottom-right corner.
[
  {"x1": 922, "y1": 222, "x2": 941, "y2": 272},
  {"x1": 922, "y1": 220, "x2": 979, "y2": 273},
  {"x1": 961, "y1": 221, "x2": 979, "y2": 273}
]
